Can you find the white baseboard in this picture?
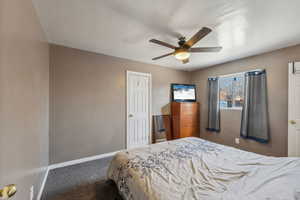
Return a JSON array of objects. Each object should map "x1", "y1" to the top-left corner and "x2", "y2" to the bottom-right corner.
[
  {"x1": 48, "y1": 150, "x2": 121, "y2": 170},
  {"x1": 37, "y1": 167, "x2": 50, "y2": 200}
]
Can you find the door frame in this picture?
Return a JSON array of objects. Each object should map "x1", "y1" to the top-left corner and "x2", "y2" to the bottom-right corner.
[
  {"x1": 288, "y1": 62, "x2": 293, "y2": 156},
  {"x1": 126, "y1": 71, "x2": 152, "y2": 149}
]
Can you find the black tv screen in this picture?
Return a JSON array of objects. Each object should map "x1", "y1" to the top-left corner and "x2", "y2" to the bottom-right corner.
[{"x1": 171, "y1": 84, "x2": 196, "y2": 102}]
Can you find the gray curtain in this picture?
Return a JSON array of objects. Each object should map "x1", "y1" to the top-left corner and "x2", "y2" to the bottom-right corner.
[
  {"x1": 241, "y1": 70, "x2": 269, "y2": 143},
  {"x1": 207, "y1": 77, "x2": 220, "y2": 132}
]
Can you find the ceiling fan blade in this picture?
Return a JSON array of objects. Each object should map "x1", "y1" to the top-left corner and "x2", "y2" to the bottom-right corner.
[
  {"x1": 149, "y1": 39, "x2": 177, "y2": 49},
  {"x1": 185, "y1": 27, "x2": 212, "y2": 48},
  {"x1": 182, "y1": 58, "x2": 189, "y2": 64},
  {"x1": 190, "y1": 47, "x2": 222, "y2": 52},
  {"x1": 152, "y1": 52, "x2": 173, "y2": 60}
]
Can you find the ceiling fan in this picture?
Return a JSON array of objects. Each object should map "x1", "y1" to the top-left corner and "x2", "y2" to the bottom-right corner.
[{"x1": 149, "y1": 27, "x2": 222, "y2": 64}]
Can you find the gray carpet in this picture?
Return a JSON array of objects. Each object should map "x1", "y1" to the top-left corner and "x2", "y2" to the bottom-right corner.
[{"x1": 41, "y1": 156, "x2": 122, "y2": 200}]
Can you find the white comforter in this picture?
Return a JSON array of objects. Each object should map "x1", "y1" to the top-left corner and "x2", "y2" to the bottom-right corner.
[{"x1": 108, "y1": 137, "x2": 300, "y2": 200}]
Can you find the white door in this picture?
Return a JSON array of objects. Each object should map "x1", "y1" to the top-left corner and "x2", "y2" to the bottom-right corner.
[
  {"x1": 288, "y1": 62, "x2": 300, "y2": 157},
  {"x1": 127, "y1": 71, "x2": 151, "y2": 149}
]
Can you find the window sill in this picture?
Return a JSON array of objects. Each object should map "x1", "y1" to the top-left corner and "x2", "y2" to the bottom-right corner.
[{"x1": 220, "y1": 107, "x2": 243, "y2": 111}]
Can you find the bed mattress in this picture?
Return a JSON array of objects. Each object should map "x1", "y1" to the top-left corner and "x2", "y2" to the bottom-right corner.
[{"x1": 108, "y1": 137, "x2": 300, "y2": 200}]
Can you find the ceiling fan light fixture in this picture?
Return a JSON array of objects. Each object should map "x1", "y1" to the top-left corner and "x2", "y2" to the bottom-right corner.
[{"x1": 174, "y1": 49, "x2": 190, "y2": 60}]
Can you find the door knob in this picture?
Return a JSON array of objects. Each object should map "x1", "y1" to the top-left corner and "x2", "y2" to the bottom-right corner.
[
  {"x1": 289, "y1": 120, "x2": 296, "y2": 125},
  {"x1": 0, "y1": 184, "x2": 17, "y2": 199},
  {"x1": 129, "y1": 114, "x2": 134, "y2": 118}
]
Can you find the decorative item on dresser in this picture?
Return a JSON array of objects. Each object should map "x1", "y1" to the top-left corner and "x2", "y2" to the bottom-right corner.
[{"x1": 171, "y1": 102, "x2": 200, "y2": 139}]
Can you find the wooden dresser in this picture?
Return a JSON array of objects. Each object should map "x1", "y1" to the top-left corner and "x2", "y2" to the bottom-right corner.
[{"x1": 171, "y1": 102, "x2": 199, "y2": 139}]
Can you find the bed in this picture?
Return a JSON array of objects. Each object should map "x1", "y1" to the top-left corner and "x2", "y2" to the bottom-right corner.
[{"x1": 108, "y1": 137, "x2": 300, "y2": 200}]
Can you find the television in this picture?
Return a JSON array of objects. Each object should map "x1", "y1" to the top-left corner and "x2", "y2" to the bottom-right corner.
[{"x1": 171, "y1": 84, "x2": 196, "y2": 102}]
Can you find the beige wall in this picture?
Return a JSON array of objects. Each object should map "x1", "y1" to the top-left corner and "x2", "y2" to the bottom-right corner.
[
  {"x1": 50, "y1": 45, "x2": 190, "y2": 164},
  {"x1": 50, "y1": 44, "x2": 300, "y2": 163},
  {"x1": 0, "y1": 0, "x2": 49, "y2": 199},
  {"x1": 191, "y1": 44, "x2": 300, "y2": 157}
]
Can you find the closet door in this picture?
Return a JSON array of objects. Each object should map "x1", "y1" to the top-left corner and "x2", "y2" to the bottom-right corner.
[
  {"x1": 288, "y1": 62, "x2": 300, "y2": 157},
  {"x1": 127, "y1": 71, "x2": 151, "y2": 149}
]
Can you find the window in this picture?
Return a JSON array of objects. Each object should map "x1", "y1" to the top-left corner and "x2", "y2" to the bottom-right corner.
[{"x1": 219, "y1": 74, "x2": 244, "y2": 109}]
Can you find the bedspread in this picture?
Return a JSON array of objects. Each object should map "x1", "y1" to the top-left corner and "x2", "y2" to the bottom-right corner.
[{"x1": 108, "y1": 137, "x2": 300, "y2": 200}]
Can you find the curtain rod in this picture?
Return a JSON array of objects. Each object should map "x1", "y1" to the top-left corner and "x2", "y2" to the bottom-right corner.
[{"x1": 208, "y1": 69, "x2": 264, "y2": 79}]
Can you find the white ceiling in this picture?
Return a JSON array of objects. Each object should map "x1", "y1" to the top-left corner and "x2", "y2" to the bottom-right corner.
[{"x1": 32, "y1": 0, "x2": 300, "y2": 71}]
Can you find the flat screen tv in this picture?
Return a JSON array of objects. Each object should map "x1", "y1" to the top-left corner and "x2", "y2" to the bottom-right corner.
[{"x1": 171, "y1": 84, "x2": 196, "y2": 102}]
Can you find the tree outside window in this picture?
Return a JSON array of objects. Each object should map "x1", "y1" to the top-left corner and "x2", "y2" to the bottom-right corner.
[{"x1": 219, "y1": 74, "x2": 244, "y2": 109}]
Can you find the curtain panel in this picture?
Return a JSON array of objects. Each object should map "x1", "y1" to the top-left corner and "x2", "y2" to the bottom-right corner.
[
  {"x1": 207, "y1": 77, "x2": 220, "y2": 132},
  {"x1": 240, "y1": 70, "x2": 269, "y2": 143}
]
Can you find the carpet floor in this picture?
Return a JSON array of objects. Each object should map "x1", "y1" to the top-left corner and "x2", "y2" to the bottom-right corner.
[
  {"x1": 41, "y1": 156, "x2": 122, "y2": 200},
  {"x1": 49, "y1": 180, "x2": 122, "y2": 200}
]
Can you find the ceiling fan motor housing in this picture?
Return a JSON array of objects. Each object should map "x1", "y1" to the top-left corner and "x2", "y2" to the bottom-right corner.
[{"x1": 178, "y1": 37, "x2": 186, "y2": 47}]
